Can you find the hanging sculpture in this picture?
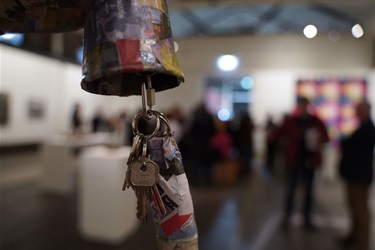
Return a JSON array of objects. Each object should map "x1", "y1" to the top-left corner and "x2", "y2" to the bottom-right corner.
[
  {"x1": 0, "y1": 1, "x2": 199, "y2": 249},
  {"x1": 81, "y1": 0, "x2": 184, "y2": 96}
]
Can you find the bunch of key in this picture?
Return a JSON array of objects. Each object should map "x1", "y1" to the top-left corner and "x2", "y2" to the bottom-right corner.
[
  {"x1": 122, "y1": 110, "x2": 163, "y2": 222},
  {"x1": 121, "y1": 80, "x2": 198, "y2": 250},
  {"x1": 122, "y1": 108, "x2": 199, "y2": 249}
]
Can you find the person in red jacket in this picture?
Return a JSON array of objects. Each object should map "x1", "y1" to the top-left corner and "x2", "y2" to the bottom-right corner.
[{"x1": 269, "y1": 96, "x2": 329, "y2": 229}]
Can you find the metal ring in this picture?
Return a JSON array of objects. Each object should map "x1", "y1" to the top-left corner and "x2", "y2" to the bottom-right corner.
[
  {"x1": 153, "y1": 111, "x2": 172, "y2": 134},
  {"x1": 131, "y1": 110, "x2": 160, "y2": 139}
]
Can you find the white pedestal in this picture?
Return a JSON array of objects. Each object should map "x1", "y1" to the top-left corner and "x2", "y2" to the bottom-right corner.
[
  {"x1": 78, "y1": 146, "x2": 139, "y2": 245},
  {"x1": 41, "y1": 143, "x2": 76, "y2": 194},
  {"x1": 40, "y1": 133, "x2": 116, "y2": 194}
]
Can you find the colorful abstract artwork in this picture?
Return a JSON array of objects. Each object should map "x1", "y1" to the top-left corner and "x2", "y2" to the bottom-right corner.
[{"x1": 297, "y1": 79, "x2": 367, "y2": 141}]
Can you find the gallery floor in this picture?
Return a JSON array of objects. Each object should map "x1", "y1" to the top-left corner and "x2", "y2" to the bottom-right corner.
[{"x1": 0, "y1": 147, "x2": 374, "y2": 250}]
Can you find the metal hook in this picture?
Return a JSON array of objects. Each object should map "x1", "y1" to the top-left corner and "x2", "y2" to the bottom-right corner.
[
  {"x1": 146, "y1": 74, "x2": 153, "y2": 89},
  {"x1": 141, "y1": 83, "x2": 147, "y2": 114},
  {"x1": 140, "y1": 75, "x2": 156, "y2": 114},
  {"x1": 146, "y1": 74, "x2": 155, "y2": 111}
]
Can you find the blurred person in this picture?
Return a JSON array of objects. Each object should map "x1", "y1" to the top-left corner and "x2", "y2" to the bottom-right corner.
[
  {"x1": 210, "y1": 119, "x2": 237, "y2": 186},
  {"x1": 107, "y1": 113, "x2": 123, "y2": 145},
  {"x1": 269, "y1": 96, "x2": 329, "y2": 229},
  {"x1": 118, "y1": 111, "x2": 130, "y2": 146},
  {"x1": 265, "y1": 114, "x2": 277, "y2": 173},
  {"x1": 230, "y1": 112, "x2": 254, "y2": 176},
  {"x1": 71, "y1": 103, "x2": 83, "y2": 135},
  {"x1": 107, "y1": 114, "x2": 120, "y2": 133},
  {"x1": 189, "y1": 103, "x2": 216, "y2": 186},
  {"x1": 166, "y1": 106, "x2": 184, "y2": 144},
  {"x1": 210, "y1": 119, "x2": 234, "y2": 161},
  {"x1": 274, "y1": 113, "x2": 293, "y2": 171},
  {"x1": 70, "y1": 103, "x2": 84, "y2": 156},
  {"x1": 91, "y1": 109, "x2": 106, "y2": 133},
  {"x1": 338, "y1": 100, "x2": 375, "y2": 250}
]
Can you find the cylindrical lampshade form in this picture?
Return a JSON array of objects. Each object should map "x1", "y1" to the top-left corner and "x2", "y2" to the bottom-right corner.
[{"x1": 81, "y1": 0, "x2": 184, "y2": 96}]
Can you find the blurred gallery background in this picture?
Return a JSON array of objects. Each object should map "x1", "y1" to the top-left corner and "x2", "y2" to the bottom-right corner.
[{"x1": 0, "y1": 1, "x2": 375, "y2": 250}]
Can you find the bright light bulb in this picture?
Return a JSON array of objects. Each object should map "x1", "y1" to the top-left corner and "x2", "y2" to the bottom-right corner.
[
  {"x1": 303, "y1": 25, "x2": 317, "y2": 38},
  {"x1": 217, "y1": 108, "x2": 231, "y2": 121},
  {"x1": 217, "y1": 55, "x2": 239, "y2": 71},
  {"x1": 351, "y1": 24, "x2": 364, "y2": 38},
  {"x1": 240, "y1": 77, "x2": 254, "y2": 90}
]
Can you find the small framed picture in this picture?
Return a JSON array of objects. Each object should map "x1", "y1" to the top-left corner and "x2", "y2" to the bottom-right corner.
[
  {"x1": 0, "y1": 93, "x2": 9, "y2": 126},
  {"x1": 28, "y1": 99, "x2": 46, "y2": 120}
]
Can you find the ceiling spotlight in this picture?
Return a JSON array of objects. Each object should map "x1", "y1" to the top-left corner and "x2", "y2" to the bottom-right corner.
[
  {"x1": 351, "y1": 24, "x2": 364, "y2": 38},
  {"x1": 217, "y1": 55, "x2": 239, "y2": 71},
  {"x1": 303, "y1": 25, "x2": 317, "y2": 38}
]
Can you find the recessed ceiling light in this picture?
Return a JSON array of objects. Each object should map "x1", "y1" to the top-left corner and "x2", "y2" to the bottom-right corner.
[
  {"x1": 217, "y1": 55, "x2": 239, "y2": 71},
  {"x1": 351, "y1": 24, "x2": 364, "y2": 38},
  {"x1": 303, "y1": 25, "x2": 317, "y2": 38}
]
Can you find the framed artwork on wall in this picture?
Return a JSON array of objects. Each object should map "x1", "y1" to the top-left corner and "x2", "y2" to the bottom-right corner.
[
  {"x1": 297, "y1": 78, "x2": 367, "y2": 142},
  {"x1": 28, "y1": 99, "x2": 46, "y2": 120},
  {"x1": 0, "y1": 93, "x2": 9, "y2": 126}
]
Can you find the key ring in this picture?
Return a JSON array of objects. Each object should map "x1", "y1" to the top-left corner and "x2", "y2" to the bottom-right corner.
[
  {"x1": 132, "y1": 110, "x2": 161, "y2": 139},
  {"x1": 153, "y1": 111, "x2": 172, "y2": 135},
  {"x1": 132, "y1": 74, "x2": 172, "y2": 138}
]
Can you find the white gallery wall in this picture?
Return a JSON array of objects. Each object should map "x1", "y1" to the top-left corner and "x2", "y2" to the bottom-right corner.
[
  {"x1": 0, "y1": 34, "x2": 374, "y2": 146},
  {"x1": 173, "y1": 35, "x2": 375, "y2": 124},
  {"x1": 0, "y1": 46, "x2": 141, "y2": 145}
]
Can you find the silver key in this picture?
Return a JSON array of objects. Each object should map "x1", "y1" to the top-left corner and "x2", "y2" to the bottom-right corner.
[
  {"x1": 135, "y1": 186, "x2": 149, "y2": 222},
  {"x1": 130, "y1": 161, "x2": 159, "y2": 187},
  {"x1": 131, "y1": 137, "x2": 159, "y2": 187},
  {"x1": 127, "y1": 134, "x2": 143, "y2": 166},
  {"x1": 131, "y1": 138, "x2": 159, "y2": 222},
  {"x1": 122, "y1": 134, "x2": 143, "y2": 190}
]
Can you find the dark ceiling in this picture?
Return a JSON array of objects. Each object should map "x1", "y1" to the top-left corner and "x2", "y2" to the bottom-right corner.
[
  {"x1": 1, "y1": 0, "x2": 374, "y2": 63},
  {"x1": 168, "y1": 0, "x2": 375, "y2": 38}
]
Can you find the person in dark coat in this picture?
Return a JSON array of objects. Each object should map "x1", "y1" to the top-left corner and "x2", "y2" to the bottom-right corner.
[
  {"x1": 265, "y1": 114, "x2": 277, "y2": 172},
  {"x1": 338, "y1": 100, "x2": 375, "y2": 250},
  {"x1": 189, "y1": 103, "x2": 216, "y2": 186},
  {"x1": 233, "y1": 112, "x2": 254, "y2": 176},
  {"x1": 269, "y1": 96, "x2": 329, "y2": 229},
  {"x1": 71, "y1": 103, "x2": 83, "y2": 134}
]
